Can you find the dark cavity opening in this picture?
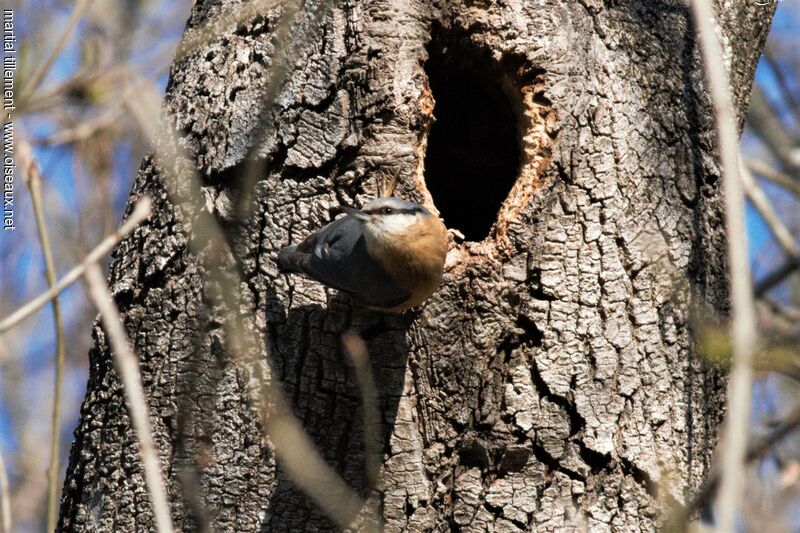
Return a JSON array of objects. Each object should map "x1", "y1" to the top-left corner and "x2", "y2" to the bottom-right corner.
[{"x1": 424, "y1": 31, "x2": 522, "y2": 241}]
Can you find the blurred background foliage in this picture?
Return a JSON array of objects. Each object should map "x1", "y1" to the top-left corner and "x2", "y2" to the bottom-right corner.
[
  {"x1": 0, "y1": 0, "x2": 798, "y2": 531},
  {"x1": 1, "y1": 1, "x2": 190, "y2": 530}
]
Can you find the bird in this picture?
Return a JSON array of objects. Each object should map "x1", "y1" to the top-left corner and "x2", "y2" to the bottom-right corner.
[{"x1": 278, "y1": 197, "x2": 449, "y2": 312}]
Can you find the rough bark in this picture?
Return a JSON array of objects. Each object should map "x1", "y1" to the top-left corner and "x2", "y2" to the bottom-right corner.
[{"x1": 59, "y1": 0, "x2": 774, "y2": 531}]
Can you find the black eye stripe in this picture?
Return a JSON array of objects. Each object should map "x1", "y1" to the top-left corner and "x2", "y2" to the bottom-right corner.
[{"x1": 363, "y1": 206, "x2": 424, "y2": 215}]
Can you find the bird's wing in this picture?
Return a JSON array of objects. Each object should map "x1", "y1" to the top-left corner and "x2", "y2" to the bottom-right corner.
[{"x1": 279, "y1": 216, "x2": 411, "y2": 308}]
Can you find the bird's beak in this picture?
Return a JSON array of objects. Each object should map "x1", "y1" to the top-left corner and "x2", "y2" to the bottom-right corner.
[{"x1": 343, "y1": 207, "x2": 370, "y2": 222}]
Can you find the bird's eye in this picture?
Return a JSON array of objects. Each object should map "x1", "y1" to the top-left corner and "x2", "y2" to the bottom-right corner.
[{"x1": 382, "y1": 207, "x2": 394, "y2": 215}]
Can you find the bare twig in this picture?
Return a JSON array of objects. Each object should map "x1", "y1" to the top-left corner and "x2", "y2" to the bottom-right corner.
[
  {"x1": 121, "y1": 5, "x2": 369, "y2": 527},
  {"x1": 747, "y1": 160, "x2": 800, "y2": 199},
  {"x1": 175, "y1": 467, "x2": 211, "y2": 533},
  {"x1": 763, "y1": 47, "x2": 800, "y2": 126},
  {"x1": 690, "y1": 2, "x2": 758, "y2": 531},
  {"x1": 129, "y1": 86, "x2": 363, "y2": 528},
  {"x1": 0, "y1": 450, "x2": 9, "y2": 533},
  {"x1": 84, "y1": 264, "x2": 174, "y2": 533},
  {"x1": 754, "y1": 257, "x2": 800, "y2": 298},
  {"x1": 126, "y1": 82, "x2": 369, "y2": 525},
  {"x1": 259, "y1": 386, "x2": 365, "y2": 529},
  {"x1": 38, "y1": 106, "x2": 124, "y2": 146},
  {"x1": 35, "y1": 65, "x2": 170, "y2": 147},
  {"x1": 747, "y1": 85, "x2": 800, "y2": 176},
  {"x1": 762, "y1": 297, "x2": 800, "y2": 323},
  {"x1": 18, "y1": 140, "x2": 66, "y2": 532},
  {"x1": 0, "y1": 197, "x2": 152, "y2": 334},
  {"x1": 740, "y1": 162, "x2": 799, "y2": 258},
  {"x1": 745, "y1": 159, "x2": 800, "y2": 296},
  {"x1": 19, "y1": 0, "x2": 94, "y2": 105},
  {"x1": 341, "y1": 331, "x2": 381, "y2": 493},
  {"x1": 65, "y1": 2, "x2": 368, "y2": 527},
  {"x1": 21, "y1": 64, "x2": 130, "y2": 117},
  {"x1": 675, "y1": 400, "x2": 800, "y2": 527}
]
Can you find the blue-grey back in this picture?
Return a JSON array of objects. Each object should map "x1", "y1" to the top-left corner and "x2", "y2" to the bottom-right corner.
[{"x1": 280, "y1": 215, "x2": 411, "y2": 308}]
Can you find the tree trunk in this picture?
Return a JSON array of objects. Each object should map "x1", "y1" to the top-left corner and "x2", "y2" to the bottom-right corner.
[{"x1": 58, "y1": 0, "x2": 774, "y2": 531}]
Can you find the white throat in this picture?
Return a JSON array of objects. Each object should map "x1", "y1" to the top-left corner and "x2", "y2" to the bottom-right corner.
[{"x1": 374, "y1": 213, "x2": 418, "y2": 234}]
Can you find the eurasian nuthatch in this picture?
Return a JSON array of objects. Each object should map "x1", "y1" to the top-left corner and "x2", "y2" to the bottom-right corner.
[{"x1": 278, "y1": 197, "x2": 448, "y2": 312}]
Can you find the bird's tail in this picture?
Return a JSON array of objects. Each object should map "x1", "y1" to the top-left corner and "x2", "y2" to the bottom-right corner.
[{"x1": 277, "y1": 245, "x2": 301, "y2": 273}]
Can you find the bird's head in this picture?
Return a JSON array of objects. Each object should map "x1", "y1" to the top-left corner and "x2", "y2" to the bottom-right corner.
[
  {"x1": 346, "y1": 197, "x2": 448, "y2": 302},
  {"x1": 344, "y1": 197, "x2": 433, "y2": 238}
]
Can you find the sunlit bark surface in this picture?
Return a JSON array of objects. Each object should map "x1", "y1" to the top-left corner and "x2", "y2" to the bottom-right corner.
[{"x1": 59, "y1": 0, "x2": 774, "y2": 531}]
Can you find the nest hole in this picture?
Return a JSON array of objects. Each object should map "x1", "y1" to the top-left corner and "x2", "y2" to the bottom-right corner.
[{"x1": 423, "y1": 31, "x2": 523, "y2": 242}]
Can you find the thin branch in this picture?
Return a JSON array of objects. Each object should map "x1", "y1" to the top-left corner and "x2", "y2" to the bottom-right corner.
[
  {"x1": 83, "y1": 264, "x2": 174, "y2": 533},
  {"x1": 746, "y1": 161, "x2": 800, "y2": 295},
  {"x1": 38, "y1": 107, "x2": 124, "y2": 146},
  {"x1": 740, "y1": 161, "x2": 799, "y2": 258},
  {"x1": 763, "y1": 46, "x2": 800, "y2": 126},
  {"x1": 690, "y1": 2, "x2": 758, "y2": 531},
  {"x1": 754, "y1": 256, "x2": 800, "y2": 298},
  {"x1": 258, "y1": 386, "x2": 365, "y2": 529},
  {"x1": 125, "y1": 67, "x2": 365, "y2": 526},
  {"x1": 0, "y1": 449, "x2": 9, "y2": 533},
  {"x1": 18, "y1": 140, "x2": 66, "y2": 532},
  {"x1": 0, "y1": 197, "x2": 152, "y2": 334},
  {"x1": 64, "y1": 2, "x2": 369, "y2": 527},
  {"x1": 379, "y1": 170, "x2": 400, "y2": 198},
  {"x1": 235, "y1": 0, "x2": 317, "y2": 221},
  {"x1": 747, "y1": 84, "x2": 800, "y2": 176},
  {"x1": 675, "y1": 400, "x2": 800, "y2": 527},
  {"x1": 747, "y1": 159, "x2": 800, "y2": 199},
  {"x1": 21, "y1": 63, "x2": 131, "y2": 117},
  {"x1": 341, "y1": 331, "x2": 381, "y2": 493},
  {"x1": 175, "y1": 467, "x2": 211, "y2": 533},
  {"x1": 119, "y1": 4, "x2": 369, "y2": 526},
  {"x1": 19, "y1": 0, "x2": 93, "y2": 105},
  {"x1": 35, "y1": 65, "x2": 170, "y2": 147},
  {"x1": 126, "y1": 81, "x2": 369, "y2": 525},
  {"x1": 762, "y1": 297, "x2": 800, "y2": 323}
]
